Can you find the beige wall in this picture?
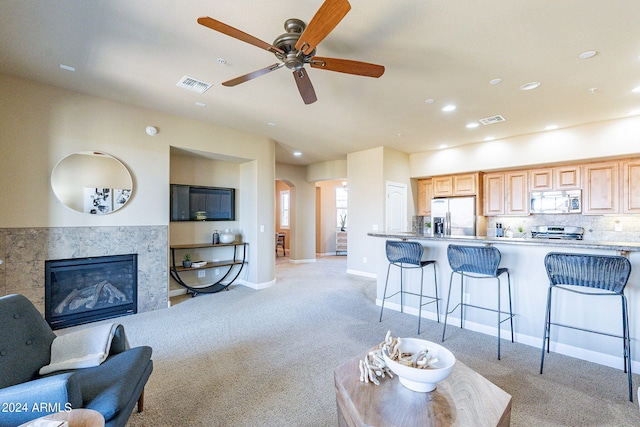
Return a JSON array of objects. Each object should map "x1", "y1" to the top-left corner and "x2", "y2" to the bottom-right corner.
[
  {"x1": 347, "y1": 147, "x2": 385, "y2": 276},
  {"x1": 0, "y1": 73, "x2": 276, "y2": 288},
  {"x1": 307, "y1": 159, "x2": 347, "y2": 182},
  {"x1": 410, "y1": 116, "x2": 640, "y2": 177}
]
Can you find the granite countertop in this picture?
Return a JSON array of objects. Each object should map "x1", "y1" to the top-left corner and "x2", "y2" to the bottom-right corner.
[{"x1": 367, "y1": 232, "x2": 640, "y2": 252}]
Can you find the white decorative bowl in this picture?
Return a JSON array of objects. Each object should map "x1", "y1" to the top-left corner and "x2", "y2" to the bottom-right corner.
[{"x1": 382, "y1": 338, "x2": 456, "y2": 392}]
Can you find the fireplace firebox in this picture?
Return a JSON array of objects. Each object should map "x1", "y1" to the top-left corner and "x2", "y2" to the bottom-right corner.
[{"x1": 45, "y1": 254, "x2": 137, "y2": 329}]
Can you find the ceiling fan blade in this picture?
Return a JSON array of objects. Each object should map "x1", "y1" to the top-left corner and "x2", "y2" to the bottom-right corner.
[
  {"x1": 310, "y1": 57, "x2": 385, "y2": 78},
  {"x1": 197, "y1": 17, "x2": 284, "y2": 55},
  {"x1": 293, "y1": 68, "x2": 317, "y2": 105},
  {"x1": 222, "y1": 63, "x2": 285, "y2": 87},
  {"x1": 295, "y1": 0, "x2": 351, "y2": 55}
]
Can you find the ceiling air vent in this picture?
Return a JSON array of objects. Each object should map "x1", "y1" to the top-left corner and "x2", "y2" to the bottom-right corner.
[
  {"x1": 176, "y1": 76, "x2": 212, "y2": 94},
  {"x1": 479, "y1": 115, "x2": 506, "y2": 125}
]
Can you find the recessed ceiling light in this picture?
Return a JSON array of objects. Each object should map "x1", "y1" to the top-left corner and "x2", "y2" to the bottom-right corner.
[
  {"x1": 438, "y1": 144, "x2": 448, "y2": 149},
  {"x1": 489, "y1": 78, "x2": 502, "y2": 85},
  {"x1": 466, "y1": 122, "x2": 479, "y2": 129},
  {"x1": 442, "y1": 105, "x2": 456, "y2": 112},
  {"x1": 293, "y1": 151, "x2": 302, "y2": 156},
  {"x1": 396, "y1": 133, "x2": 403, "y2": 137},
  {"x1": 628, "y1": 110, "x2": 640, "y2": 116},
  {"x1": 425, "y1": 99, "x2": 435, "y2": 104},
  {"x1": 195, "y1": 102, "x2": 207, "y2": 107},
  {"x1": 632, "y1": 86, "x2": 640, "y2": 93},
  {"x1": 520, "y1": 82, "x2": 541, "y2": 91},
  {"x1": 267, "y1": 122, "x2": 277, "y2": 126},
  {"x1": 60, "y1": 64, "x2": 75, "y2": 72},
  {"x1": 545, "y1": 125, "x2": 559, "y2": 131},
  {"x1": 484, "y1": 136, "x2": 496, "y2": 142},
  {"x1": 579, "y1": 50, "x2": 597, "y2": 59}
]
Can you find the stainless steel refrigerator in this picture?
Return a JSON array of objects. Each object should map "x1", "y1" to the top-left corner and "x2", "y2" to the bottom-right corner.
[{"x1": 430, "y1": 197, "x2": 476, "y2": 237}]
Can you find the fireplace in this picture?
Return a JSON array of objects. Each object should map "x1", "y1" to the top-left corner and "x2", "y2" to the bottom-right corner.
[{"x1": 45, "y1": 254, "x2": 138, "y2": 329}]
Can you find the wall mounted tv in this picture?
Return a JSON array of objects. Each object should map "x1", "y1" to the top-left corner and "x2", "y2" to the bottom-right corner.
[{"x1": 170, "y1": 184, "x2": 235, "y2": 221}]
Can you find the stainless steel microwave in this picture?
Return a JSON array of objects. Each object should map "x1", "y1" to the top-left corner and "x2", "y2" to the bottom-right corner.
[{"x1": 530, "y1": 190, "x2": 581, "y2": 214}]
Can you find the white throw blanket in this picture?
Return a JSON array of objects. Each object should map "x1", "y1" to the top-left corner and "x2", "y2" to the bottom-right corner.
[{"x1": 39, "y1": 322, "x2": 125, "y2": 375}]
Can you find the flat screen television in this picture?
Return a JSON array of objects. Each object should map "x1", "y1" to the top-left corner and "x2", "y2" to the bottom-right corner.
[{"x1": 170, "y1": 184, "x2": 235, "y2": 221}]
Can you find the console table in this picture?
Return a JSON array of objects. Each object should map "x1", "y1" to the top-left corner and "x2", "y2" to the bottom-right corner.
[
  {"x1": 170, "y1": 242, "x2": 247, "y2": 296},
  {"x1": 334, "y1": 347, "x2": 512, "y2": 426}
]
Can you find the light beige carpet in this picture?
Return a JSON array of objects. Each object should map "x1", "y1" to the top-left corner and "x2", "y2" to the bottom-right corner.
[{"x1": 114, "y1": 256, "x2": 639, "y2": 426}]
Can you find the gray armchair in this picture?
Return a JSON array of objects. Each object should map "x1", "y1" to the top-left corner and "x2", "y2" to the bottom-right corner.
[{"x1": 0, "y1": 294, "x2": 153, "y2": 427}]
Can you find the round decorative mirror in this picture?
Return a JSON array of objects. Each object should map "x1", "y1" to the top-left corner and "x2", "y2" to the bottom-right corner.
[{"x1": 51, "y1": 151, "x2": 133, "y2": 214}]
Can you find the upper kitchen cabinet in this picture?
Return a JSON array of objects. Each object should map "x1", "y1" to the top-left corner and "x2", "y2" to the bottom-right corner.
[
  {"x1": 417, "y1": 179, "x2": 433, "y2": 215},
  {"x1": 529, "y1": 168, "x2": 553, "y2": 191},
  {"x1": 582, "y1": 161, "x2": 619, "y2": 215},
  {"x1": 432, "y1": 176, "x2": 453, "y2": 196},
  {"x1": 529, "y1": 165, "x2": 581, "y2": 191},
  {"x1": 483, "y1": 170, "x2": 528, "y2": 216},
  {"x1": 505, "y1": 170, "x2": 529, "y2": 215},
  {"x1": 483, "y1": 172, "x2": 504, "y2": 216},
  {"x1": 433, "y1": 173, "x2": 479, "y2": 197},
  {"x1": 554, "y1": 165, "x2": 581, "y2": 190},
  {"x1": 622, "y1": 158, "x2": 640, "y2": 213}
]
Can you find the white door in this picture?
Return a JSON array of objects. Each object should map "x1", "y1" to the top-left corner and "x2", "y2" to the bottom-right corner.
[{"x1": 386, "y1": 182, "x2": 407, "y2": 232}]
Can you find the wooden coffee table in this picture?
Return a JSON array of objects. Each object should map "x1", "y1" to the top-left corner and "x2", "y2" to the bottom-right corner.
[{"x1": 335, "y1": 348, "x2": 512, "y2": 427}]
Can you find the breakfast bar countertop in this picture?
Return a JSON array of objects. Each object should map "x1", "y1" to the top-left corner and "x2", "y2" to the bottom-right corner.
[{"x1": 367, "y1": 232, "x2": 640, "y2": 253}]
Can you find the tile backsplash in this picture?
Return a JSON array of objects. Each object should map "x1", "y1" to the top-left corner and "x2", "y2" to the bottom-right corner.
[{"x1": 414, "y1": 214, "x2": 640, "y2": 242}]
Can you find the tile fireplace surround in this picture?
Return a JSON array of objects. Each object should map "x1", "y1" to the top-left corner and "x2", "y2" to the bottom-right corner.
[{"x1": 0, "y1": 226, "x2": 168, "y2": 317}]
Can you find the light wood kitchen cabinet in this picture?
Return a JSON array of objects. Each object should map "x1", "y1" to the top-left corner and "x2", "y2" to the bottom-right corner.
[
  {"x1": 554, "y1": 165, "x2": 581, "y2": 190},
  {"x1": 432, "y1": 176, "x2": 453, "y2": 196},
  {"x1": 582, "y1": 161, "x2": 619, "y2": 215},
  {"x1": 622, "y1": 159, "x2": 640, "y2": 213},
  {"x1": 417, "y1": 179, "x2": 433, "y2": 215},
  {"x1": 505, "y1": 170, "x2": 529, "y2": 215},
  {"x1": 529, "y1": 169, "x2": 553, "y2": 191},
  {"x1": 530, "y1": 166, "x2": 581, "y2": 191},
  {"x1": 453, "y1": 173, "x2": 478, "y2": 195},
  {"x1": 484, "y1": 171, "x2": 528, "y2": 216},
  {"x1": 432, "y1": 173, "x2": 478, "y2": 197},
  {"x1": 483, "y1": 172, "x2": 505, "y2": 216}
]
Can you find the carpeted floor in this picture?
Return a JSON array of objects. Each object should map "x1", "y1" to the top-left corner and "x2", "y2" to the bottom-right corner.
[{"x1": 116, "y1": 256, "x2": 640, "y2": 426}]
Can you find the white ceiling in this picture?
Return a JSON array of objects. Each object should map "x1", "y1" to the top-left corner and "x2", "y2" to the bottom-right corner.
[{"x1": 2, "y1": 1, "x2": 640, "y2": 166}]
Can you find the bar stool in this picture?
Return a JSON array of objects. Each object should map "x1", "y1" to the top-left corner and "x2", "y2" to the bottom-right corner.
[
  {"x1": 540, "y1": 252, "x2": 633, "y2": 402},
  {"x1": 379, "y1": 240, "x2": 439, "y2": 334},
  {"x1": 442, "y1": 244, "x2": 514, "y2": 360}
]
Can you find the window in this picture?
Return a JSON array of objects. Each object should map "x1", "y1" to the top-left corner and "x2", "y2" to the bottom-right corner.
[
  {"x1": 280, "y1": 190, "x2": 290, "y2": 228},
  {"x1": 336, "y1": 186, "x2": 348, "y2": 229}
]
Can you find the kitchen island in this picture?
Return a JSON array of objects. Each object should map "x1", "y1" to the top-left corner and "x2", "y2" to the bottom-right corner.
[{"x1": 367, "y1": 232, "x2": 640, "y2": 373}]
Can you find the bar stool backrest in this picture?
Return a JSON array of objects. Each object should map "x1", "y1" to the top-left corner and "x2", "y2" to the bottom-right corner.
[
  {"x1": 386, "y1": 241, "x2": 424, "y2": 266},
  {"x1": 447, "y1": 244, "x2": 501, "y2": 276},
  {"x1": 544, "y1": 252, "x2": 631, "y2": 293}
]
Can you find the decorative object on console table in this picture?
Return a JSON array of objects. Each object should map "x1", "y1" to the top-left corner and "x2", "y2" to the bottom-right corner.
[
  {"x1": 336, "y1": 231, "x2": 347, "y2": 255},
  {"x1": 182, "y1": 253, "x2": 192, "y2": 268},
  {"x1": 219, "y1": 228, "x2": 235, "y2": 244}
]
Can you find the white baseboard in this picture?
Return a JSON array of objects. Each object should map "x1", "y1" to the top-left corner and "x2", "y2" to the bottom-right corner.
[
  {"x1": 347, "y1": 269, "x2": 376, "y2": 279},
  {"x1": 236, "y1": 278, "x2": 276, "y2": 290},
  {"x1": 289, "y1": 258, "x2": 317, "y2": 264}
]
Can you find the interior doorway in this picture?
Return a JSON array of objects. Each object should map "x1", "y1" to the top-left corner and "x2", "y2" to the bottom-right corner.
[{"x1": 275, "y1": 180, "x2": 292, "y2": 256}]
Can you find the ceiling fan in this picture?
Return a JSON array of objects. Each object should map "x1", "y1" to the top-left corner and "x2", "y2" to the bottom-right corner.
[{"x1": 197, "y1": 0, "x2": 385, "y2": 104}]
